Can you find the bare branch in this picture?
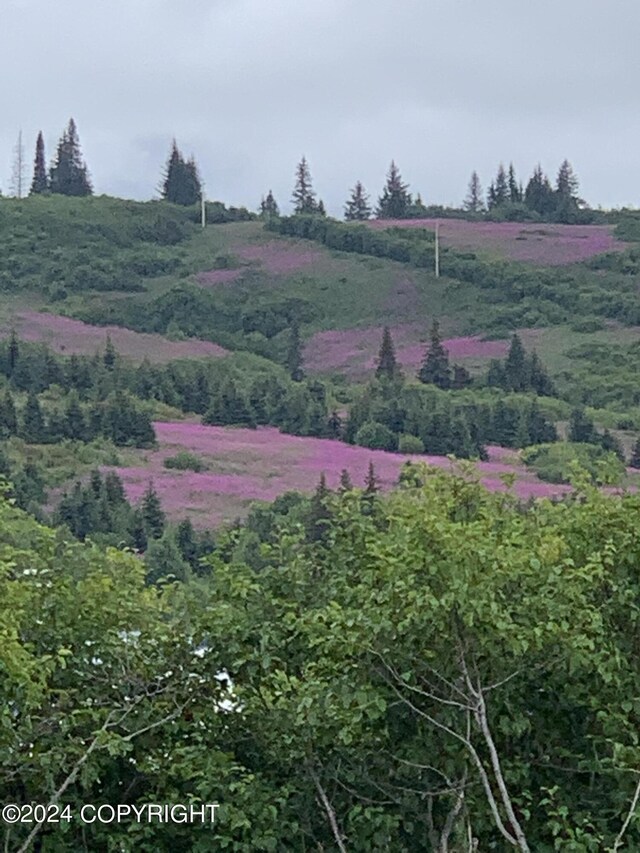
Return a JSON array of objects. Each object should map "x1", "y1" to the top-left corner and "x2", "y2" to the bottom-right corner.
[
  {"x1": 308, "y1": 764, "x2": 348, "y2": 853},
  {"x1": 613, "y1": 775, "x2": 640, "y2": 851}
]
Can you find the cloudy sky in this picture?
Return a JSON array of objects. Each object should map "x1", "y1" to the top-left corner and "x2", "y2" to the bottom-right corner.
[{"x1": 2, "y1": 0, "x2": 637, "y2": 214}]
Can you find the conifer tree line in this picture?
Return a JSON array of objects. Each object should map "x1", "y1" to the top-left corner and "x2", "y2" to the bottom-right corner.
[
  {"x1": 25, "y1": 119, "x2": 93, "y2": 197},
  {"x1": 464, "y1": 159, "x2": 584, "y2": 222}
]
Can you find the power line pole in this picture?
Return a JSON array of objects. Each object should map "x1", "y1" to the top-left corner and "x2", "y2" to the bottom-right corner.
[
  {"x1": 201, "y1": 192, "x2": 206, "y2": 229},
  {"x1": 434, "y1": 221, "x2": 440, "y2": 278},
  {"x1": 10, "y1": 130, "x2": 25, "y2": 199}
]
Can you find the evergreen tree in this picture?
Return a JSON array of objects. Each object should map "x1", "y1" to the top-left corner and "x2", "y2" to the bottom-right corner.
[
  {"x1": 141, "y1": 481, "x2": 165, "y2": 540},
  {"x1": 375, "y1": 326, "x2": 400, "y2": 381},
  {"x1": 339, "y1": 469, "x2": 353, "y2": 492},
  {"x1": 376, "y1": 161, "x2": 412, "y2": 219},
  {"x1": 0, "y1": 391, "x2": 17, "y2": 438},
  {"x1": 316, "y1": 199, "x2": 327, "y2": 216},
  {"x1": 305, "y1": 473, "x2": 332, "y2": 544},
  {"x1": 494, "y1": 164, "x2": 508, "y2": 206},
  {"x1": 30, "y1": 131, "x2": 49, "y2": 195},
  {"x1": 160, "y1": 141, "x2": 202, "y2": 206},
  {"x1": 286, "y1": 323, "x2": 305, "y2": 382},
  {"x1": 176, "y1": 518, "x2": 199, "y2": 567},
  {"x1": 524, "y1": 164, "x2": 555, "y2": 216},
  {"x1": 568, "y1": 408, "x2": 597, "y2": 444},
  {"x1": 556, "y1": 159, "x2": 579, "y2": 200},
  {"x1": 64, "y1": 392, "x2": 86, "y2": 441},
  {"x1": 291, "y1": 156, "x2": 317, "y2": 214},
  {"x1": 259, "y1": 190, "x2": 280, "y2": 218},
  {"x1": 103, "y1": 335, "x2": 117, "y2": 371},
  {"x1": 463, "y1": 171, "x2": 484, "y2": 213},
  {"x1": 508, "y1": 163, "x2": 521, "y2": 203},
  {"x1": 630, "y1": 438, "x2": 640, "y2": 469},
  {"x1": 486, "y1": 181, "x2": 497, "y2": 210},
  {"x1": 49, "y1": 119, "x2": 92, "y2": 197},
  {"x1": 528, "y1": 351, "x2": 555, "y2": 396},
  {"x1": 600, "y1": 429, "x2": 624, "y2": 460},
  {"x1": 418, "y1": 321, "x2": 451, "y2": 389},
  {"x1": 344, "y1": 181, "x2": 372, "y2": 220},
  {"x1": 7, "y1": 330, "x2": 19, "y2": 376},
  {"x1": 504, "y1": 334, "x2": 528, "y2": 392},
  {"x1": 145, "y1": 531, "x2": 190, "y2": 584},
  {"x1": 21, "y1": 392, "x2": 47, "y2": 443},
  {"x1": 452, "y1": 364, "x2": 471, "y2": 390},
  {"x1": 555, "y1": 159, "x2": 581, "y2": 222},
  {"x1": 327, "y1": 410, "x2": 342, "y2": 438}
]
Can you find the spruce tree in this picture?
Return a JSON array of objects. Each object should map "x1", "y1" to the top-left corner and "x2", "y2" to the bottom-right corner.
[
  {"x1": 504, "y1": 334, "x2": 527, "y2": 392},
  {"x1": 486, "y1": 181, "x2": 497, "y2": 210},
  {"x1": 160, "y1": 141, "x2": 202, "y2": 206},
  {"x1": 463, "y1": 171, "x2": 483, "y2": 213},
  {"x1": 418, "y1": 321, "x2": 451, "y2": 389},
  {"x1": 7, "y1": 330, "x2": 19, "y2": 376},
  {"x1": 375, "y1": 326, "x2": 400, "y2": 381},
  {"x1": 376, "y1": 161, "x2": 411, "y2": 219},
  {"x1": 305, "y1": 473, "x2": 332, "y2": 544},
  {"x1": 141, "y1": 481, "x2": 165, "y2": 540},
  {"x1": 145, "y1": 532, "x2": 190, "y2": 584},
  {"x1": 508, "y1": 163, "x2": 521, "y2": 203},
  {"x1": 344, "y1": 181, "x2": 372, "y2": 220},
  {"x1": 568, "y1": 408, "x2": 596, "y2": 444},
  {"x1": 0, "y1": 391, "x2": 17, "y2": 438},
  {"x1": 291, "y1": 156, "x2": 317, "y2": 214},
  {"x1": 286, "y1": 323, "x2": 305, "y2": 382},
  {"x1": 630, "y1": 438, "x2": 640, "y2": 469},
  {"x1": 452, "y1": 364, "x2": 471, "y2": 389},
  {"x1": 30, "y1": 131, "x2": 49, "y2": 195},
  {"x1": 176, "y1": 518, "x2": 198, "y2": 567},
  {"x1": 65, "y1": 392, "x2": 86, "y2": 441},
  {"x1": 524, "y1": 165, "x2": 555, "y2": 216},
  {"x1": 49, "y1": 119, "x2": 92, "y2": 197},
  {"x1": 259, "y1": 190, "x2": 280, "y2": 218},
  {"x1": 103, "y1": 335, "x2": 117, "y2": 371},
  {"x1": 327, "y1": 410, "x2": 342, "y2": 438},
  {"x1": 21, "y1": 392, "x2": 47, "y2": 443},
  {"x1": 555, "y1": 159, "x2": 581, "y2": 222},
  {"x1": 494, "y1": 164, "x2": 508, "y2": 206},
  {"x1": 339, "y1": 469, "x2": 353, "y2": 492}
]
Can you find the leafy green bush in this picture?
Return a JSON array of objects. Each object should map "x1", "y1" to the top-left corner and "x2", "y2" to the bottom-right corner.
[
  {"x1": 522, "y1": 442, "x2": 625, "y2": 485},
  {"x1": 397, "y1": 434, "x2": 425, "y2": 454},
  {"x1": 163, "y1": 452, "x2": 207, "y2": 472},
  {"x1": 354, "y1": 421, "x2": 397, "y2": 451}
]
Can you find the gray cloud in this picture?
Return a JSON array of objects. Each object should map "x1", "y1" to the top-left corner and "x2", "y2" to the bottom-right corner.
[{"x1": 2, "y1": 0, "x2": 638, "y2": 213}]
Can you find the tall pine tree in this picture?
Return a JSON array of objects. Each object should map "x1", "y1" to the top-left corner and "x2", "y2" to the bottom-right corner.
[
  {"x1": 286, "y1": 323, "x2": 305, "y2": 382},
  {"x1": 375, "y1": 326, "x2": 400, "y2": 381},
  {"x1": 418, "y1": 321, "x2": 451, "y2": 389},
  {"x1": 344, "y1": 181, "x2": 372, "y2": 220},
  {"x1": 160, "y1": 141, "x2": 202, "y2": 206},
  {"x1": 463, "y1": 171, "x2": 484, "y2": 213},
  {"x1": 376, "y1": 161, "x2": 411, "y2": 219},
  {"x1": 30, "y1": 131, "x2": 49, "y2": 195},
  {"x1": 259, "y1": 190, "x2": 279, "y2": 218},
  {"x1": 49, "y1": 119, "x2": 92, "y2": 197},
  {"x1": 291, "y1": 156, "x2": 317, "y2": 214}
]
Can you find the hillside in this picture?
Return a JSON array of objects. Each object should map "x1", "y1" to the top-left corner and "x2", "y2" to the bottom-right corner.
[{"x1": 2, "y1": 195, "x2": 640, "y2": 535}]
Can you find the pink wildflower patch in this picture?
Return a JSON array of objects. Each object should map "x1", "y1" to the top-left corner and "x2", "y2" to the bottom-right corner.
[
  {"x1": 234, "y1": 242, "x2": 324, "y2": 275},
  {"x1": 369, "y1": 218, "x2": 626, "y2": 266},
  {"x1": 100, "y1": 422, "x2": 571, "y2": 528},
  {"x1": 3, "y1": 312, "x2": 228, "y2": 363},
  {"x1": 195, "y1": 268, "x2": 243, "y2": 287},
  {"x1": 305, "y1": 324, "x2": 509, "y2": 378}
]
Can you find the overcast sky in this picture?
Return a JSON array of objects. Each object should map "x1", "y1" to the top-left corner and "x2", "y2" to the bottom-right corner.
[{"x1": 2, "y1": 0, "x2": 638, "y2": 214}]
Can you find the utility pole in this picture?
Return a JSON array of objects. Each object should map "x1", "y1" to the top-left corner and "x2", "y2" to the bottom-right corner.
[
  {"x1": 10, "y1": 130, "x2": 25, "y2": 199},
  {"x1": 201, "y1": 192, "x2": 206, "y2": 229},
  {"x1": 434, "y1": 221, "x2": 440, "y2": 278}
]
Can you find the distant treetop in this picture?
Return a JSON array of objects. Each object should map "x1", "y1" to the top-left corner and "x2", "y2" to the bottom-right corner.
[
  {"x1": 49, "y1": 118, "x2": 92, "y2": 197},
  {"x1": 160, "y1": 140, "x2": 202, "y2": 206}
]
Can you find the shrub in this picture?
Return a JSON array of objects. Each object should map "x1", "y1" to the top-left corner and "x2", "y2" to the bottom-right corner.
[
  {"x1": 397, "y1": 434, "x2": 425, "y2": 454},
  {"x1": 163, "y1": 452, "x2": 207, "y2": 473},
  {"x1": 522, "y1": 442, "x2": 624, "y2": 485},
  {"x1": 354, "y1": 421, "x2": 397, "y2": 452}
]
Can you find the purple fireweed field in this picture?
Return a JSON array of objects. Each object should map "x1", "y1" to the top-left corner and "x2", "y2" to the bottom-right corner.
[
  {"x1": 234, "y1": 242, "x2": 325, "y2": 275},
  {"x1": 304, "y1": 324, "x2": 509, "y2": 377},
  {"x1": 2, "y1": 312, "x2": 229, "y2": 363},
  {"x1": 101, "y1": 423, "x2": 571, "y2": 527},
  {"x1": 369, "y1": 218, "x2": 626, "y2": 266}
]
